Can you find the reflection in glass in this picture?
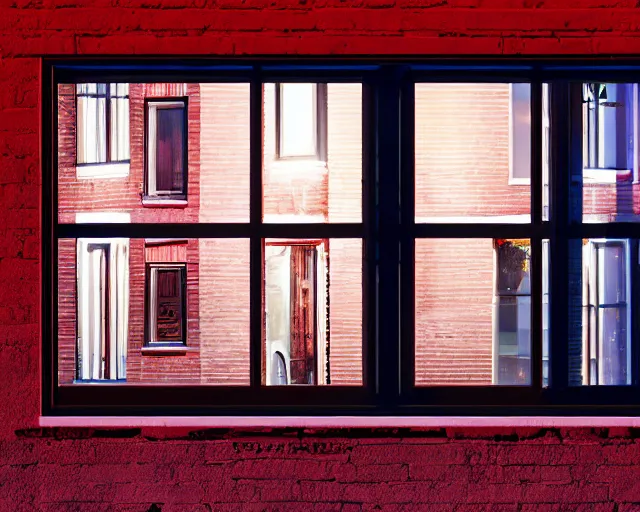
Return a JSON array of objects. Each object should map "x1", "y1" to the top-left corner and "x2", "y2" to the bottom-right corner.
[
  {"x1": 581, "y1": 83, "x2": 640, "y2": 223},
  {"x1": 415, "y1": 238, "x2": 531, "y2": 386},
  {"x1": 494, "y1": 239, "x2": 531, "y2": 385},
  {"x1": 415, "y1": 83, "x2": 531, "y2": 222},
  {"x1": 264, "y1": 239, "x2": 362, "y2": 386},
  {"x1": 263, "y1": 83, "x2": 362, "y2": 223},
  {"x1": 582, "y1": 239, "x2": 631, "y2": 385},
  {"x1": 58, "y1": 238, "x2": 250, "y2": 386}
]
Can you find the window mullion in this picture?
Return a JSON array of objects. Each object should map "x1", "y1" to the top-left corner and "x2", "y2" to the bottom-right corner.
[
  {"x1": 376, "y1": 67, "x2": 402, "y2": 408},
  {"x1": 530, "y1": 81, "x2": 543, "y2": 390},
  {"x1": 249, "y1": 78, "x2": 264, "y2": 389},
  {"x1": 549, "y1": 82, "x2": 582, "y2": 390},
  {"x1": 400, "y1": 76, "x2": 415, "y2": 399}
]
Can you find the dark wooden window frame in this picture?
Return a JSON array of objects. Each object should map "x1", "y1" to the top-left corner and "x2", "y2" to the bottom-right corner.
[
  {"x1": 75, "y1": 83, "x2": 130, "y2": 166},
  {"x1": 43, "y1": 57, "x2": 640, "y2": 417},
  {"x1": 144, "y1": 263, "x2": 188, "y2": 348},
  {"x1": 143, "y1": 97, "x2": 189, "y2": 201}
]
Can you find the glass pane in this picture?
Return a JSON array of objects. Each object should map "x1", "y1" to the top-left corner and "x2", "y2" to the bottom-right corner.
[
  {"x1": 570, "y1": 238, "x2": 632, "y2": 386},
  {"x1": 263, "y1": 83, "x2": 362, "y2": 223},
  {"x1": 415, "y1": 238, "x2": 531, "y2": 386},
  {"x1": 415, "y1": 83, "x2": 530, "y2": 223},
  {"x1": 57, "y1": 238, "x2": 250, "y2": 385},
  {"x1": 155, "y1": 107, "x2": 185, "y2": 193},
  {"x1": 582, "y1": 83, "x2": 639, "y2": 223},
  {"x1": 76, "y1": 95, "x2": 107, "y2": 165},
  {"x1": 542, "y1": 239, "x2": 550, "y2": 387},
  {"x1": 58, "y1": 83, "x2": 250, "y2": 223},
  {"x1": 279, "y1": 83, "x2": 317, "y2": 158},
  {"x1": 263, "y1": 238, "x2": 362, "y2": 386},
  {"x1": 109, "y1": 97, "x2": 130, "y2": 162},
  {"x1": 543, "y1": 84, "x2": 551, "y2": 222}
]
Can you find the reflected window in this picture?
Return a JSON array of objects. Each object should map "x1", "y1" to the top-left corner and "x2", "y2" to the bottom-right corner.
[
  {"x1": 265, "y1": 243, "x2": 329, "y2": 385},
  {"x1": 583, "y1": 239, "x2": 631, "y2": 385},
  {"x1": 145, "y1": 99, "x2": 187, "y2": 200},
  {"x1": 276, "y1": 83, "x2": 327, "y2": 160},
  {"x1": 76, "y1": 239, "x2": 129, "y2": 381},
  {"x1": 583, "y1": 83, "x2": 636, "y2": 183},
  {"x1": 510, "y1": 84, "x2": 531, "y2": 184},
  {"x1": 145, "y1": 241, "x2": 188, "y2": 346},
  {"x1": 494, "y1": 239, "x2": 531, "y2": 385},
  {"x1": 76, "y1": 83, "x2": 130, "y2": 166}
]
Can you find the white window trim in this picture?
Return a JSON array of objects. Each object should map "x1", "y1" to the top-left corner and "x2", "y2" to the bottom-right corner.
[
  {"x1": 146, "y1": 100, "x2": 187, "y2": 198},
  {"x1": 75, "y1": 212, "x2": 131, "y2": 224},
  {"x1": 77, "y1": 162, "x2": 130, "y2": 180},
  {"x1": 582, "y1": 167, "x2": 633, "y2": 184}
]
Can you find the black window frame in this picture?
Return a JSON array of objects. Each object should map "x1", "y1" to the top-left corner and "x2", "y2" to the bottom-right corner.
[
  {"x1": 43, "y1": 57, "x2": 640, "y2": 418},
  {"x1": 143, "y1": 96, "x2": 189, "y2": 202},
  {"x1": 75, "y1": 82, "x2": 130, "y2": 166}
]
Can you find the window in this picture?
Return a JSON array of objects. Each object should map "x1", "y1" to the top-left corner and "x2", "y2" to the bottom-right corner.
[
  {"x1": 494, "y1": 239, "x2": 531, "y2": 385},
  {"x1": 76, "y1": 83, "x2": 130, "y2": 176},
  {"x1": 276, "y1": 83, "x2": 327, "y2": 160},
  {"x1": 146, "y1": 265, "x2": 187, "y2": 346},
  {"x1": 145, "y1": 99, "x2": 188, "y2": 201},
  {"x1": 76, "y1": 238, "x2": 129, "y2": 382},
  {"x1": 145, "y1": 240, "x2": 187, "y2": 346},
  {"x1": 582, "y1": 83, "x2": 637, "y2": 183},
  {"x1": 510, "y1": 84, "x2": 531, "y2": 184},
  {"x1": 47, "y1": 60, "x2": 640, "y2": 420},
  {"x1": 582, "y1": 239, "x2": 631, "y2": 385}
]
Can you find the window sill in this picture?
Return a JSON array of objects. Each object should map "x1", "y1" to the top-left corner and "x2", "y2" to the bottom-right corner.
[
  {"x1": 142, "y1": 198, "x2": 188, "y2": 207},
  {"x1": 38, "y1": 416, "x2": 640, "y2": 428},
  {"x1": 580, "y1": 168, "x2": 633, "y2": 184},
  {"x1": 77, "y1": 162, "x2": 130, "y2": 179},
  {"x1": 141, "y1": 345, "x2": 194, "y2": 356},
  {"x1": 508, "y1": 178, "x2": 530, "y2": 186}
]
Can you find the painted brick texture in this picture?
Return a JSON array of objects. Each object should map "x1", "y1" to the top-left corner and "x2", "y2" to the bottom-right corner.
[{"x1": 4, "y1": 1, "x2": 640, "y2": 510}]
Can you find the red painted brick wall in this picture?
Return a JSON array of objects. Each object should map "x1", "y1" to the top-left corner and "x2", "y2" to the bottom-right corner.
[{"x1": 5, "y1": 2, "x2": 640, "y2": 510}]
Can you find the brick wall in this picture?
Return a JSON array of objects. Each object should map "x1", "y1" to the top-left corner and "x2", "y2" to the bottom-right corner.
[{"x1": 6, "y1": 1, "x2": 640, "y2": 510}]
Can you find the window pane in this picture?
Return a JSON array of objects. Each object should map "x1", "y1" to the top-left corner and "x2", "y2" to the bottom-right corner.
[
  {"x1": 58, "y1": 83, "x2": 250, "y2": 224},
  {"x1": 149, "y1": 267, "x2": 185, "y2": 344},
  {"x1": 263, "y1": 238, "x2": 362, "y2": 386},
  {"x1": 542, "y1": 239, "x2": 550, "y2": 388},
  {"x1": 582, "y1": 83, "x2": 639, "y2": 222},
  {"x1": 57, "y1": 238, "x2": 250, "y2": 385},
  {"x1": 415, "y1": 238, "x2": 531, "y2": 386},
  {"x1": 76, "y1": 95, "x2": 107, "y2": 165},
  {"x1": 571, "y1": 238, "x2": 632, "y2": 386},
  {"x1": 279, "y1": 83, "x2": 318, "y2": 158},
  {"x1": 263, "y1": 83, "x2": 362, "y2": 224},
  {"x1": 155, "y1": 107, "x2": 185, "y2": 193},
  {"x1": 415, "y1": 83, "x2": 531, "y2": 222},
  {"x1": 109, "y1": 96, "x2": 130, "y2": 162}
]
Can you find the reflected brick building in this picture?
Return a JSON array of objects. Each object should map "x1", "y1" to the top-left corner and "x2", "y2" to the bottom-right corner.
[
  {"x1": 57, "y1": 81, "x2": 636, "y2": 388},
  {"x1": 57, "y1": 82, "x2": 363, "y2": 386}
]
